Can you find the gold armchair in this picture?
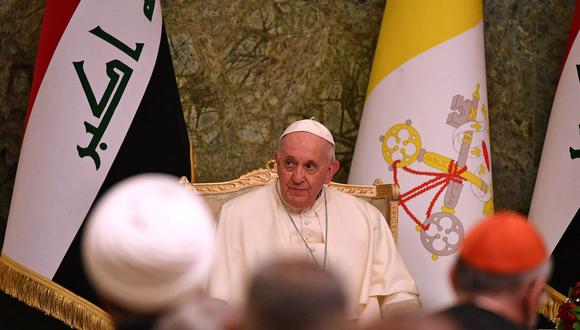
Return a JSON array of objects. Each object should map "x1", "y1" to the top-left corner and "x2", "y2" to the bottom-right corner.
[
  {"x1": 180, "y1": 160, "x2": 400, "y2": 243},
  {"x1": 180, "y1": 161, "x2": 567, "y2": 324}
]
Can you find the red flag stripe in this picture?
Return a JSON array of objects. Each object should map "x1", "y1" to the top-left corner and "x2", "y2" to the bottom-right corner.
[
  {"x1": 563, "y1": 0, "x2": 580, "y2": 66},
  {"x1": 25, "y1": 0, "x2": 80, "y2": 131}
]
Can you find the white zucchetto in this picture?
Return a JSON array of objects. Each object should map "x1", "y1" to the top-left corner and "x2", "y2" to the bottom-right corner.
[
  {"x1": 280, "y1": 119, "x2": 335, "y2": 146},
  {"x1": 82, "y1": 173, "x2": 215, "y2": 313}
]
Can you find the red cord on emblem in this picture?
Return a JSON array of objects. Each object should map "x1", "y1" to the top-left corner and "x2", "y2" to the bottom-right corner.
[{"x1": 392, "y1": 159, "x2": 467, "y2": 231}]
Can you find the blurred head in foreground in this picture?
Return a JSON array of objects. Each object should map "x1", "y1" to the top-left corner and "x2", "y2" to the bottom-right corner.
[
  {"x1": 242, "y1": 259, "x2": 348, "y2": 330},
  {"x1": 363, "y1": 313, "x2": 459, "y2": 330},
  {"x1": 448, "y1": 211, "x2": 551, "y2": 329},
  {"x1": 82, "y1": 173, "x2": 215, "y2": 325},
  {"x1": 154, "y1": 298, "x2": 232, "y2": 330}
]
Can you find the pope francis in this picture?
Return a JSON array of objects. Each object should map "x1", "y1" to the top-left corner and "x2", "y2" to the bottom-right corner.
[{"x1": 209, "y1": 119, "x2": 420, "y2": 323}]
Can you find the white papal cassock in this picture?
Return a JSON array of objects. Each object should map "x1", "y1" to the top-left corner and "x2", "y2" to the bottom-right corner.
[{"x1": 208, "y1": 182, "x2": 419, "y2": 322}]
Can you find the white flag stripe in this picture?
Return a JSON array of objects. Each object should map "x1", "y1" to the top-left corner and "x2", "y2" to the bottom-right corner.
[
  {"x1": 4, "y1": 0, "x2": 162, "y2": 278},
  {"x1": 529, "y1": 32, "x2": 580, "y2": 253}
]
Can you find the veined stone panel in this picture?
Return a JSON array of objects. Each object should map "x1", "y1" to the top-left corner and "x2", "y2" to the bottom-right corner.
[
  {"x1": 0, "y1": 1, "x2": 44, "y2": 248},
  {"x1": 163, "y1": 0, "x2": 383, "y2": 182},
  {"x1": 484, "y1": 1, "x2": 574, "y2": 213}
]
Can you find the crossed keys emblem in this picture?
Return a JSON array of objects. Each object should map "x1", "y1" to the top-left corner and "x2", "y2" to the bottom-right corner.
[{"x1": 379, "y1": 84, "x2": 493, "y2": 260}]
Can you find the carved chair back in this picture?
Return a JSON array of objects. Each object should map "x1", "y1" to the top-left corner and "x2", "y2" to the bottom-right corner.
[{"x1": 180, "y1": 161, "x2": 400, "y2": 243}]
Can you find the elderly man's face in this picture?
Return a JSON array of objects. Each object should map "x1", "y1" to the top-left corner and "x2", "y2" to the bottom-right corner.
[{"x1": 274, "y1": 132, "x2": 339, "y2": 210}]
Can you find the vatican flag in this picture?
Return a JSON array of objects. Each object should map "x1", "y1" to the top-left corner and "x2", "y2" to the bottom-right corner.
[{"x1": 349, "y1": 0, "x2": 493, "y2": 309}]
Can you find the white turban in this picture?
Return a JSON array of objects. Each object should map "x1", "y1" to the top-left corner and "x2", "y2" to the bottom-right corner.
[
  {"x1": 82, "y1": 173, "x2": 215, "y2": 313},
  {"x1": 280, "y1": 119, "x2": 334, "y2": 146}
]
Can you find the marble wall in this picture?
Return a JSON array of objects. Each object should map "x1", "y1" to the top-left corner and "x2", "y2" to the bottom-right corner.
[
  {"x1": 0, "y1": 0, "x2": 575, "y2": 236},
  {"x1": 164, "y1": 0, "x2": 383, "y2": 183}
]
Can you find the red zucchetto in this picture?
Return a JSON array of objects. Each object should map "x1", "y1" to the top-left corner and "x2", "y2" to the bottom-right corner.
[{"x1": 459, "y1": 211, "x2": 548, "y2": 274}]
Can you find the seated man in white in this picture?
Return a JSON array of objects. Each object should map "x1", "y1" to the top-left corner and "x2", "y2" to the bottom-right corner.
[{"x1": 209, "y1": 119, "x2": 420, "y2": 324}]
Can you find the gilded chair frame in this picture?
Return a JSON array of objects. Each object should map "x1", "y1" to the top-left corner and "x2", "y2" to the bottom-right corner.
[{"x1": 181, "y1": 160, "x2": 400, "y2": 243}]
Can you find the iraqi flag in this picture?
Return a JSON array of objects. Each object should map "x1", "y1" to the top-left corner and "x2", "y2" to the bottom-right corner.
[
  {"x1": 529, "y1": 0, "x2": 580, "y2": 300},
  {"x1": 349, "y1": 0, "x2": 493, "y2": 310},
  {"x1": 0, "y1": 1, "x2": 191, "y2": 328}
]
